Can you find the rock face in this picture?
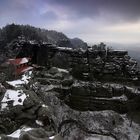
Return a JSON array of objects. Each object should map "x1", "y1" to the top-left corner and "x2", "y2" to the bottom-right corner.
[
  {"x1": 70, "y1": 48, "x2": 139, "y2": 83},
  {"x1": 28, "y1": 68, "x2": 140, "y2": 140},
  {"x1": 1, "y1": 39, "x2": 139, "y2": 83},
  {"x1": 0, "y1": 66, "x2": 140, "y2": 140},
  {"x1": 60, "y1": 81, "x2": 140, "y2": 113}
]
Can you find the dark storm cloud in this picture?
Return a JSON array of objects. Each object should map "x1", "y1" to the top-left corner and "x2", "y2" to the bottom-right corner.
[{"x1": 46, "y1": 0, "x2": 140, "y2": 22}]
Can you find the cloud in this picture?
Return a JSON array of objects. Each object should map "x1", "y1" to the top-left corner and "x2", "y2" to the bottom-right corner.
[
  {"x1": 0, "y1": 0, "x2": 140, "y2": 44},
  {"x1": 45, "y1": 0, "x2": 140, "y2": 23}
]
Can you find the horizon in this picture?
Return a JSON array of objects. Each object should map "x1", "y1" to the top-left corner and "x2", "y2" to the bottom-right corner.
[{"x1": 0, "y1": 0, "x2": 140, "y2": 44}]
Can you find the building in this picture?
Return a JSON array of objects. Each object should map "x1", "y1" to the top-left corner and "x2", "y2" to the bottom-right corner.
[{"x1": 7, "y1": 57, "x2": 33, "y2": 78}]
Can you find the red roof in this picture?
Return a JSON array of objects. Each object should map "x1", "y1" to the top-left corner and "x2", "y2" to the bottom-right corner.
[
  {"x1": 8, "y1": 58, "x2": 31, "y2": 65},
  {"x1": 16, "y1": 66, "x2": 33, "y2": 75}
]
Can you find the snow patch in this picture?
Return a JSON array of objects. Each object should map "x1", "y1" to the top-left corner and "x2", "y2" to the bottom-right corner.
[
  {"x1": 35, "y1": 120, "x2": 44, "y2": 126},
  {"x1": 21, "y1": 70, "x2": 32, "y2": 84},
  {"x1": 7, "y1": 80, "x2": 25, "y2": 88},
  {"x1": 1, "y1": 90, "x2": 26, "y2": 110},
  {"x1": 42, "y1": 104, "x2": 49, "y2": 108},
  {"x1": 112, "y1": 94, "x2": 128, "y2": 101},
  {"x1": 57, "y1": 68, "x2": 69, "y2": 73},
  {"x1": 49, "y1": 136, "x2": 55, "y2": 139},
  {"x1": 57, "y1": 47, "x2": 72, "y2": 51},
  {"x1": 8, "y1": 126, "x2": 32, "y2": 138},
  {"x1": 7, "y1": 71, "x2": 32, "y2": 87}
]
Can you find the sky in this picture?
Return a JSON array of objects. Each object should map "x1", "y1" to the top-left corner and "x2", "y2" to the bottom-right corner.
[{"x1": 0, "y1": 0, "x2": 140, "y2": 44}]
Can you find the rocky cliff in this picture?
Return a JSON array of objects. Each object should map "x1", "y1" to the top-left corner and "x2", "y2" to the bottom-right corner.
[{"x1": 0, "y1": 40, "x2": 140, "y2": 140}]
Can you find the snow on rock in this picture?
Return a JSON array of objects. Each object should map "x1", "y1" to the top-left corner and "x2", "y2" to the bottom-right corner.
[
  {"x1": 1, "y1": 89, "x2": 26, "y2": 110},
  {"x1": 21, "y1": 70, "x2": 32, "y2": 84},
  {"x1": 42, "y1": 104, "x2": 49, "y2": 108},
  {"x1": 112, "y1": 94, "x2": 128, "y2": 101},
  {"x1": 49, "y1": 136, "x2": 55, "y2": 139},
  {"x1": 57, "y1": 68, "x2": 69, "y2": 73},
  {"x1": 7, "y1": 80, "x2": 25, "y2": 88},
  {"x1": 35, "y1": 120, "x2": 44, "y2": 126},
  {"x1": 57, "y1": 47, "x2": 73, "y2": 51},
  {"x1": 7, "y1": 71, "x2": 32, "y2": 87},
  {"x1": 8, "y1": 126, "x2": 32, "y2": 138},
  {"x1": 94, "y1": 94, "x2": 128, "y2": 101}
]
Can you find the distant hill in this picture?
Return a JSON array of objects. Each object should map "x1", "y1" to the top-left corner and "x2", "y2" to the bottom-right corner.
[
  {"x1": 0, "y1": 23, "x2": 87, "y2": 49},
  {"x1": 70, "y1": 38, "x2": 88, "y2": 49}
]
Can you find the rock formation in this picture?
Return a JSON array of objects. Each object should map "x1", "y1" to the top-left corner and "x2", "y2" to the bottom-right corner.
[{"x1": 0, "y1": 40, "x2": 140, "y2": 140}]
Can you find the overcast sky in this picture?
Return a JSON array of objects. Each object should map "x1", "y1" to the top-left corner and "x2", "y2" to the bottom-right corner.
[{"x1": 0, "y1": 0, "x2": 140, "y2": 44}]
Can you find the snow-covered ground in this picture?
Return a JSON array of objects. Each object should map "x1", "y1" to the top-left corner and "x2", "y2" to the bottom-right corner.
[
  {"x1": 1, "y1": 71, "x2": 32, "y2": 110},
  {"x1": 1, "y1": 89, "x2": 26, "y2": 110}
]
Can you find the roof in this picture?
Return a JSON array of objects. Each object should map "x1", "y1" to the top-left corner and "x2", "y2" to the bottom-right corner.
[
  {"x1": 8, "y1": 58, "x2": 31, "y2": 65},
  {"x1": 16, "y1": 66, "x2": 33, "y2": 75}
]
